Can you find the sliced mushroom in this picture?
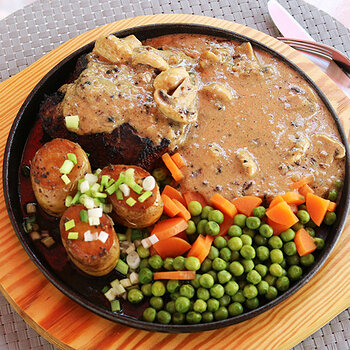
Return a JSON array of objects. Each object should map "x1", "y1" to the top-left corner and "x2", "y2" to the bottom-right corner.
[
  {"x1": 288, "y1": 136, "x2": 311, "y2": 164},
  {"x1": 316, "y1": 134, "x2": 346, "y2": 159},
  {"x1": 202, "y1": 83, "x2": 234, "y2": 102},
  {"x1": 93, "y1": 35, "x2": 141, "y2": 64},
  {"x1": 132, "y1": 48, "x2": 169, "y2": 71},
  {"x1": 154, "y1": 67, "x2": 189, "y2": 91},
  {"x1": 232, "y1": 42, "x2": 261, "y2": 74},
  {"x1": 236, "y1": 149, "x2": 258, "y2": 177},
  {"x1": 199, "y1": 51, "x2": 220, "y2": 69}
]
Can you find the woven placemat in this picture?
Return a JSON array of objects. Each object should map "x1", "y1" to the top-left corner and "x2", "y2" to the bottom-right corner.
[{"x1": 0, "y1": 0, "x2": 349, "y2": 349}]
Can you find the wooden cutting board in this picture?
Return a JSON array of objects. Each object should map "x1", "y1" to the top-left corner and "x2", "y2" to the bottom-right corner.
[{"x1": 0, "y1": 14, "x2": 349, "y2": 350}]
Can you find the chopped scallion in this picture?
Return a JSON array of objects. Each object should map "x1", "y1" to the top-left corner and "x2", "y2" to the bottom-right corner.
[
  {"x1": 117, "y1": 233, "x2": 127, "y2": 241},
  {"x1": 64, "y1": 219, "x2": 75, "y2": 231},
  {"x1": 111, "y1": 299, "x2": 121, "y2": 312},
  {"x1": 80, "y1": 209, "x2": 88, "y2": 223},
  {"x1": 59, "y1": 160, "x2": 74, "y2": 174},
  {"x1": 126, "y1": 197, "x2": 137, "y2": 207},
  {"x1": 68, "y1": 232, "x2": 79, "y2": 239},
  {"x1": 94, "y1": 168, "x2": 102, "y2": 176},
  {"x1": 105, "y1": 183, "x2": 117, "y2": 195},
  {"x1": 107, "y1": 178, "x2": 116, "y2": 187},
  {"x1": 78, "y1": 178, "x2": 85, "y2": 191},
  {"x1": 101, "y1": 285, "x2": 109, "y2": 294},
  {"x1": 114, "y1": 173, "x2": 125, "y2": 188},
  {"x1": 93, "y1": 192, "x2": 107, "y2": 198},
  {"x1": 71, "y1": 191, "x2": 81, "y2": 204},
  {"x1": 115, "y1": 259, "x2": 129, "y2": 275},
  {"x1": 65, "y1": 195, "x2": 73, "y2": 207},
  {"x1": 138, "y1": 191, "x2": 152, "y2": 203},
  {"x1": 61, "y1": 174, "x2": 71, "y2": 185},
  {"x1": 116, "y1": 190, "x2": 123, "y2": 200},
  {"x1": 101, "y1": 175, "x2": 110, "y2": 187},
  {"x1": 65, "y1": 115, "x2": 79, "y2": 130},
  {"x1": 130, "y1": 183, "x2": 143, "y2": 194},
  {"x1": 67, "y1": 153, "x2": 77, "y2": 165}
]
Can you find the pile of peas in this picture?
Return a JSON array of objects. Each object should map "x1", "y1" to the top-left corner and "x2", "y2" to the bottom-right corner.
[{"x1": 126, "y1": 192, "x2": 339, "y2": 325}]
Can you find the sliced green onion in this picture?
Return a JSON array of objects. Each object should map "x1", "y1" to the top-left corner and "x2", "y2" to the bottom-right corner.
[
  {"x1": 93, "y1": 192, "x2": 107, "y2": 198},
  {"x1": 105, "y1": 183, "x2": 117, "y2": 195},
  {"x1": 94, "y1": 168, "x2": 102, "y2": 176},
  {"x1": 59, "y1": 160, "x2": 74, "y2": 174},
  {"x1": 101, "y1": 285, "x2": 109, "y2": 294},
  {"x1": 61, "y1": 174, "x2": 71, "y2": 185},
  {"x1": 102, "y1": 203, "x2": 113, "y2": 213},
  {"x1": 65, "y1": 195, "x2": 73, "y2": 207},
  {"x1": 85, "y1": 152, "x2": 90, "y2": 157},
  {"x1": 64, "y1": 219, "x2": 75, "y2": 231},
  {"x1": 130, "y1": 183, "x2": 143, "y2": 194},
  {"x1": 107, "y1": 178, "x2": 116, "y2": 187},
  {"x1": 90, "y1": 183, "x2": 100, "y2": 192},
  {"x1": 114, "y1": 173, "x2": 125, "y2": 188},
  {"x1": 111, "y1": 300, "x2": 121, "y2": 312},
  {"x1": 116, "y1": 259, "x2": 129, "y2": 275},
  {"x1": 117, "y1": 233, "x2": 127, "y2": 241},
  {"x1": 126, "y1": 197, "x2": 137, "y2": 207},
  {"x1": 65, "y1": 115, "x2": 79, "y2": 130},
  {"x1": 68, "y1": 232, "x2": 79, "y2": 240},
  {"x1": 101, "y1": 175, "x2": 110, "y2": 187},
  {"x1": 67, "y1": 153, "x2": 77, "y2": 165},
  {"x1": 77, "y1": 178, "x2": 85, "y2": 191},
  {"x1": 80, "y1": 209, "x2": 88, "y2": 223},
  {"x1": 71, "y1": 191, "x2": 81, "y2": 204},
  {"x1": 116, "y1": 190, "x2": 123, "y2": 200},
  {"x1": 138, "y1": 191, "x2": 152, "y2": 203}
]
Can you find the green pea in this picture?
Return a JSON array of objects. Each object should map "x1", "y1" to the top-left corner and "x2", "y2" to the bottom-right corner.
[
  {"x1": 199, "y1": 273, "x2": 214, "y2": 289},
  {"x1": 228, "y1": 225, "x2": 242, "y2": 237},
  {"x1": 219, "y1": 294, "x2": 231, "y2": 307},
  {"x1": 149, "y1": 255, "x2": 163, "y2": 270},
  {"x1": 202, "y1": 311, "x2": 214, "y2": 323},
  {"x1": 212, "y1": 257, "x2": 227, "y2": 271},
  {"x1": 179, "y1": 284, "x2": 195, "y2": 299},
  {"x1": 210, "y1": 284, "x2": 225, "y2": 299},
  {"x1": 143, "y1": 307, "x2": 156, "y2": 322},
  {"x1": 286, "y1": 254, "x2": 300, "y2": 266},
  {"x1": 246, "y1": 297, "x2": 259, "y2": 310},
  {"x1": 186, "y1": 220, "x2": 197, "y2": 235},
  {"x1": 205, "y1": 221, "x2": 220, "y2": 236},
  {"x1": 270, "y1": 249, "x2": 284, "y2": 264},
  {"x1": 197, "y1": 219, "x2": 208, "y2": 234},
  {"x1": 208, "y1": 246, "x2": 219, "y2": 260},
  {"x1": 170, "y1": 292, "x2": 180, "y2": 300},
  {"x1": 243, "y1": 284, "x2": 258, "y2": 299},
  {"x1": 268, "y1": 236, "x2": 283, "y2": 249},
  {"x1": 197, "y1": 287, "x2": 210, "y2": 301},
  {"x1": 127, "y1": 288, "x2": 143, "y2": 304},
  {"x1": 241, "y1": 234, "x2": 253, "y2": 246},
  {"x1": 243, "y1": 227, "x2": 256, "y2": 238},
  {"x1": 328, "y1": 190, "x2": 338, "y2": 202},
  {"x1": 265, "y1": 286, "x2": 278, "y2": 300},
  {"x1": 188, "y1": 201, "x2": 202, "y2": 216},
  {"x1": 255, "y1": 264, "x2": 268, "y2": 277},
  {"x1": 334, "y1": 179, "x2": 343, "y2": 191},
  {"x1": 264, "y1": 274, "x2": 277, "y2": 286},
  {"x1": 208, "y1": 210, "x2": 224, "y2": 224},
  {"x1": 214, "y1": 306, "x2": 228, "y2": 320},
  {"x1": 269, "y1": 263, "x2": 283, "y2": 277},
  {"x1": 173, "y1": 256, "x2": 186, "y2": 270},
  {"x1": 246, "y1": 216, "x2": 261, "y2": 230},
  {"x1": 190, "y1": 274, "x2": 201, "y2": 289},
  {"x1": 292, "y1": 222, "x2": 304, "y2": 231},
  {"x1": 324, "y1": 212, "x2": 337, "y2": 226},
  {"x1": 276, "y1": 276, "x2": 290, "y2": 292},
  {"x1": 218, "y1": 270, "x2": 232, "y2": 284},
  {"x1": 240, "y1": 245, "x2": 256, "y2": 259},
  {"x1": 259, "y1": 224, "x2": 274, "y2": 238},
  {"x1": 157, "y1": 310, "x2": 171, "y2": 324},
  {"x1": 224, "y1": 280, "x2": 239, "y2": 296},
  {"x1": 280, "y1": 229, "x2": 295, "y2": 242},
  {"x1": 207, "y1": 298, "x2": 220, "y2": 312},
  {"x1": 172, "y1": 312, "x2": 185, "y2": 324},
  {"x1": 163, "y1": 257, "x2": 174, "y2": 271},
  {"x1": 253, "y1": 206, "x2": 266, "y2": 219},
  {"x1": 257, "y1": 280, "x2": 269, "y2": 295},
  {"x1": 229, "y1": 261, "x2": 244, "y2": 276},
  {"x1": 246, "y1": 270, "x2": 262, "y2": 285},
  {"x1": 288, "y1": 265, "x2": 303, "y2": 280},
  {"x1": 300, "y1": 254, "x2": 315, "y2": 266},
  {"x1": 284, "y1": 241, "x2": 297, "y2": 256},
  {"x1": 201, "y1": 258, "x2": 212, "y2": 272},
  {"x1": 138, "y1": 268, "x2": 153, "y2": 284},
  {"x1": 175, "y1": 296, "x2": 191, "y2": 313},
  {"x1": 150, "y1": 296, "x2": 163, "y2": 310},
  {"x1": 201, "y1": 206, "x2": 214, "y2": 219},
  {"x1": 256, "y1": 246, "x2": 270, "y2": 261},
  {"x1": 228, "y1": 237, "x2": 243, "y2": 251},
  {"x1": 234, "y1": 214, "x2": 247, "y2": 228},
  {"x1": 232, "y1": 290, "x2": 246, "y2": 303},
  {"x1": 207, "y1": 270, "x2": 218, "y2": 283},
  {"x1": 305, "y1": 227, "x2": 315, "y2": 237},
  {"x1": 167, "y1": 280, "x2": 180, "y2": 293},
  {"x1": 166, "y1": 301, "x2": 176, "y2": 314},
  {"x1": 185, "y1": 256, "x2": 201, "y2": 271},
  {"x1": 306, "y1": 220, "x2": 317, "y2": 228},
  {"x1": 193, "y1": 299, "x2": 207, "y2": 313},
  {"x1": 314, "y1": 237, "x2": 325, "y2": 249},
  {"x1": 254, "y1": 234, "x2": 268, "y2": 246},
  {"x1": 137, "y1": 245, "x2": 150, "y2": 258},
  {"x1": 152, "y1": 281, "x2": 166, "y2": 297},
  {"x1": 220, "y1": 247, "x2": 232, "y2": 262},
  {"x1": 296, "y1": 210, "x2": 310, "y2": 224},
  {"x1": 141, "y1": 283, "x2": 152, "y2": 296},
  {"x1": 241, "y1": 259, "x2": 255, "y2": 273},
  {"x1": 229, "y1": 302, "x2": 243, "y2": 316},
  {"x1": 214, "y1": 236, "x2": 227, "y2": 249},
  {"x1": 139, "y1": 258, "x2": 149, "y2": 270}
]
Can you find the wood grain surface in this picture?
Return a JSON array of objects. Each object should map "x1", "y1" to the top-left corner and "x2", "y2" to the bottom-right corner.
[{"x1": 0, "y1": 14, "x2": 349, "y2": 350}]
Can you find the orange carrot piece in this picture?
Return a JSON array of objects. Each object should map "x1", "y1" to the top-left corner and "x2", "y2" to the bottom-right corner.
[
  {"x1": 294, "y1": 228, "x2": 317, "y2": 256},
  {"x1": 153, "y1": 270, "x2": 196, "y2": 280},
  {"x1": 171, "y1": 152, "x2": 186, "y2": 168},
  {"x1": 218, "y1": 214, "x2": 235, "y2": 236},
  {"x1": 289, "y1": 176, "x2": 313, "y2": 190},
  {"x1": 153, "y1": 237, "x2": 191, "y2": 259},
  {"x1": 187, "y1": 234, "x2": 213, "y2": 262},
  {"x1": 298, "y1": 184, "x2": 314, "y2": 197},
  {"x1": 183, "y1": 192, "x2": 208, "y2": 209},
  {"x1": 266, "y1": 201, "x2": 299, "y2": 227},
  {"x1": 282, "y1": 192, "x2": 305, "y2": 205},
  {"x1": 267, "y1": 217, "x2": 290, "y2": 236},
  {"x1": 162, "y1": 153, "x2": 184, "y2": 182},
  {"x1": 232, "y1": 196, "x2": 262, "y2": 216},
  {"x1": 306, "y1": 193, "x2": 330, "y2": 226},
  {"x1": 151, "y1": 217, "x2": 188, "y2": 240},
  {"x1": 161, "y1": 194, "x2": 180, "y2": 217},
  {"x1": 269, "y1": 195, "x2": 285, "y2": 208},
  {"x1": 289, "y1": 204, "x2": 298, "y2": 213},
  {"x1": 162, "y1": 185, "x2": 186, "y2": 206},
  {"x1": 211, "y1": 193, "x2": 238, "y2": 218},
  {"x1": 172, "y1": 199, "x2": 191, "y2": 221},
  {"x1": 328, "y1": 201, "x2": 337, "y2": 212}
]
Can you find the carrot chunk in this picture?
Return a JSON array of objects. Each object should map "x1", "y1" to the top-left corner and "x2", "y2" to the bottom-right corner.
[
  {"x1": 151, "y1": 217, "x2": 188, "y2": 240},
  {"x1": 306, "y1": 193, "x2": 330, "y2": 226},
  {"x1": 327, "y1": 201, "x2": 337, "y2": 212},
  {"x1": 218, "y1": 214, "x2": 235, "y2": 236},
  {"x1": 282, "y1": 192, "x2": 305, "y2": 205},
  {"x1": 232, "y1": 196, "x2": 262, "y2": 216},
  {"x1": 187, "y1": 234, "x2": 214, "y2": 262},
  {"x1": 267, "y1": 217, "x2": 291, "y2": 236},
  {"x1": 153, "y1": 271, "x2": 196, "y2": 280},
  {"x1": 153, "y1": 237, "x2": 191, "y2": 258},
  {"x1": 183, "y1": 192, "x2": 207, "y2": 209},
  {"x1": 162, "y1": 153, "x2": 184, "y2": 182},
  {"x1": 269, "y1": 195, "x2": 285, "y2": 208},
  {"x1": 162, "y1": 185, "x2": 186, "y2": 206},
  {"x1": 211, "y1": 193, "x2": 237, "y2": 218},
  {"x1": 172, "y1": 199, "x2": 191, "y2": 221},
  {"x1": 289, "y1": 176, "x2": 313, "y2": 190},
  {"x1": 266, "y1": 201, "x2": 299, "y2": 227},
  {"x1": 171, "y1": 152, "x2": 186, "y2": 168},
  {"x1": 294, "y1": 228, "x2": 317, "y2": 256},
  {"x1": 161, "y1": 194, "x2": 180, "y2": 217},
  {"x1": 298, "y1": 184, "x2": 314, "y2": 197}
]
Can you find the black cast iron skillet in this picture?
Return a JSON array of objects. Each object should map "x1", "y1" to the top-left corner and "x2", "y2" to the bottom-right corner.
[{"x1": 3, "y1": 23, "x2": 350, "y2": 333}]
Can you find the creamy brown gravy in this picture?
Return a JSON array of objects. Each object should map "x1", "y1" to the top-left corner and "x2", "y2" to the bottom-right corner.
[{"x1": 62, "y1": 33, "x2": 345, "y2": 200}]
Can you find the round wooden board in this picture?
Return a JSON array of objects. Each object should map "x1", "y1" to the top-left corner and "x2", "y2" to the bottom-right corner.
[{"x1": 0, "y1": 14, "x2": 350, "y2": 350}]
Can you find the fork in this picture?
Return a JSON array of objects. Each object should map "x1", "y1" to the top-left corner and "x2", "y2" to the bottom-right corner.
[{"x1": 278, "y1": 37, "x2": 350, "y2": 72}]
